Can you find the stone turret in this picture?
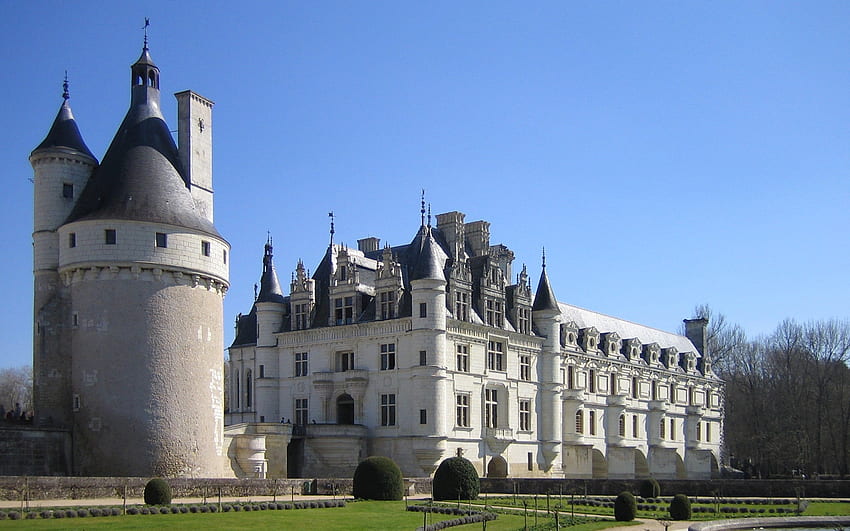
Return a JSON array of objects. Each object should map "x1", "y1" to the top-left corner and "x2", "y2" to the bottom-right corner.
[{"x1": 532, "y1": 254, "x2": 562, "y2": 470}]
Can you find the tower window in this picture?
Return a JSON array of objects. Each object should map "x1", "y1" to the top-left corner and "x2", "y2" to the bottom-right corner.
[
  {"x1": 62, "y1": 183, "x2": 74, "y2": 199},
  {"x1": 419, "y1": 350, "x2": 427, "y2": 366},
  {"x1": 419, "y1": 409, "x2": 427, "y2": 425},
  {"x1": 105, "y1": 229, "x2": 116, "y2": 245},
  {"x1": 68, "y1": 233, "x2": 76, "y2": 248},
  {"x1": 223, "y1": 249, "x2": 228, "y2": 264},
  {"x1": 72, "y1": 394, "x2": 80, "y2": 411},
  {"x1": 419, "y1": 302, "x2": 427, "y2": 318},
  {"x1": 155, "y1": 232, "x2": 167, "y2": 248},
  {"x1": 201, "y1": 240, "x2": 211, "y2": 257},
  {"x1": 259, "y1": 364, "x2": 265, "y2": 378}
]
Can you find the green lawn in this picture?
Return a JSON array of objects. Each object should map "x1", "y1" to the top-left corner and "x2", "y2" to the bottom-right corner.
[{"x1": 0, "y1": 500, "x2": 635, "y2": 530}]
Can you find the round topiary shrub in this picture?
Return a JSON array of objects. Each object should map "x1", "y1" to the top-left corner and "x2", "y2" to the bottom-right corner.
[
  {"x1": 669, "y1": 494, "x2": 692, "y2": 520},
  {"x1": 432, "y1": 457, "x2": 480, "y2": 501},
  {"x1": 640, "y1": 478, "x2": 661, "y2": 499},
  {"x1": 144, "y1": 478, "x2": 172, "y2": 505},
  {"x1": 614, "y1": 491, "x2": 637, "y2": 521},
  {"x1": 352, "y1": 456, "x2": 404, "y2": 500}
]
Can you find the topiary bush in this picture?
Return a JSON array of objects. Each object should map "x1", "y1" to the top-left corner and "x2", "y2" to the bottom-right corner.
[
  {"x1": 669, "y1": 493, "x2": 692, "y2": 520},
  {"x1": 614, "y1": 491, "x2": 637, "y2": 521},
  {"x1": 144, "y1": 477, "x2": 172, "y2": 505},
  {"x1": 352, "y1": 456, "x2": 404, "y2": 500},
  {"x1": 432, "y1": 457, "x2": 480, "y2": 501},
  {"x1": 640, "y1": 478, "x2": 661, "y2": 499}
]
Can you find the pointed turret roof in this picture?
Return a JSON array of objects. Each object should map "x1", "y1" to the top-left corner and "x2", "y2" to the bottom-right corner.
[
  {"x1": 256, "y1": 239, "x2": 286, "y2": 304},
  {"x1": 65, "y1": 44, "x2": 218, "y2": 237},
  {"x1": 532, "y1": 252, "x2": 559, "y2": 312},
  {"x1": 411, "y1": 228, "x2": 447, "y2": 282},
  {"x1": 32, "y1": 79, "x2": 96, "y2": 160}
]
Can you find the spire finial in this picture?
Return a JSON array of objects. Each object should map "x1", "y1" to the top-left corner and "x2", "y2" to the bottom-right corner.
[
  {"x1": 143, "y1": 17, "x2": 150, "y2": 50},
  {"x1": 420, "y1": 189, "x2": 426, "y2": 226},
  {"x1": 427, "y1": 203, "x2": 432, "y2": 227},
  {"x1": 62, "y1": 71, "x2": 69, "y2": 101},
  {"x1": 328, "y1": 211, "x2": 335, "y2": 247},
  {"x1": 542, "y1": 247, "x2": 547, "y2": 269}
]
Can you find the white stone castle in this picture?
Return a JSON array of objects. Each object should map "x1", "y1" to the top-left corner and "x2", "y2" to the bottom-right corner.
[
  {"x1": 31, "y1": 40, "x2": 229, "y2": 477},
  {"x1": 227, "y1": 206, "x2": 724, "y2": 480}
]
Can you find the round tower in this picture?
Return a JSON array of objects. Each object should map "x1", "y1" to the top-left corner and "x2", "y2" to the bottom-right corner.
[
  {"x1": 57, "y1": 42, "x2": 230, "y2": 477},
  {"x1": 30, "y1": 78, "x2": 98, "y2": 429}
]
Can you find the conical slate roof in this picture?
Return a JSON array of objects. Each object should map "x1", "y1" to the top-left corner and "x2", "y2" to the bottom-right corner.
[
  {"x1": 532, "y1": 266, "x2": 559, "y2": 312},
  {"x1": 65, "y1": 46, "x2": 219, "y2": 237},
  {"x1": 32, "y1": 99, "x2": 96, "y2": 160},
  {"x1": 256, "y1": 241, "x2": 286, "y2": 304},
  {"x1": 410, "y1": 228, "x2": 447, "y2": 282}
]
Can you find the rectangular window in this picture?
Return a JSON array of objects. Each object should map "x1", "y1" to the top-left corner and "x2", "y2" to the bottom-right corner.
[
  {"x1": 419, "y1": 302, "x2": 427, "y2": 318},
  {"x1": 575, "y1": 410, "x2": 584, "y2": 434},
  {"x1": 567, "y1": 366, "x2": 575, "y2": 389},
  {"x1": 260, "y1": 415, "x2": 265, "y2": 423},
  {"x1": 632, "y1": 414, "x2": 638, "y2": 437},
  {"x1": 223, "y1": 249, "x2": 228, "y2": 264},
  {"x1": 456, "y1": 344, "x2": 469, "y2": 372},
  {"x1": 419, "y1": 350, "x2": 427, "y2": 366},
  {"x1": 519, "y1": 399, "x2": 531, "y2": 431},
  {"x1": 419, "y1": 409, "x2": 427, "y2": 425},
  {"x1": 295, "y1": 398, "x2": 308, "y2": 425},
  {"x1": 105, "y1": 229, "x2": 116, "y2": 245},
  {"x1": 380, "y1": 343, "x2": 396, "y2": 370},
  {"x1": 485, "y1": 388, "x2": 498, "y2": 428},
  {"x1": 68, "y1": 233, "x2": 76, "y2": 248},
  {"x1": 334, "y1": 296, "x2": 354, "y2": 325},
  {"x1": 517, "y1": 307, "x2": 530, "y2": 334},
  {"x1": 696, "y1": 421, "x2": 702, "y2": 441},
  {"x1": 336, "y1": 351, "x2": 354, "y2": 372},
  {"x1": 201, "y1": 240, "x2": 211, "y2": 257},
  {"x1": 610, "y1": 374, "x2": 618, "y2": 395},
  {"x1": 72, "y1": 313, "x2": 79, "y2": 327},
  {"x1": 487, "y1": 340, "x2": 504, "y2": 371},
  {"x1": 589, "y1": 410, "x2": 596, "y2": 435},
  {"x1": 62, "y1": 183, "x2": 74, "y2": 199},
  {"x1": 588, "y1": 369, "x2": 596, "y2": 393},
  {"x1": 294, "y1": 303, "x2": 309, "y2": 330},
  {"x1": 527, "y1": 452, "x2": 533, "y2": 471},
  {"x1": 72, "y1": 394, "x2": 80, "y2": 411},
  {"x1": 632, "y1": 376, "x2": 639, "y2": 399},
  {"x1": 380, "y1": 394, "x2": 396, "y2": 426},
  {"x1": 485, "y1": 299, "x2": 504, "y2": 327},
  {"x1": 455, "y1": 291, "x2": 469, "y2": 321},
  {"x1": 295, "y1": 352, "x2": 308, "y2": 376},
  {"x1": 259, "y1": 364, "x2": 265, "y2": 378},
  {"x1": 379, "y1": 291, "x2": 395, "y2": 320},
  {"x1": 155, "y1": 232, "x2": 167, "y2": 248},
  {"x1": 456, "y1": 394, "x2": 470, "y2": 427},
  {"x1": 706, "y1": 422, "x2": 711, "y2": 442},
  {"x1": 519, "y1": 355, "x2": 531, "y2": 381},
  {"x1": 670, "y1": 418, "x2": 676, "y2": 440},
  {"x1": 660, "y1": 418, "x2": 666, "y2": 439},
  {"x1": 670, "y1": 384, "x2": 676, "y2": 403}
]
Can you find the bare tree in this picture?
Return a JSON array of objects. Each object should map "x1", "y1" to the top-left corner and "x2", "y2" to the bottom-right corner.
[
  {"x1": 0, "y1": 365, "x2": 33, "y2": 416},
  {"x1": 688, "y1": 304, "x2": 748, "y2": 377}
]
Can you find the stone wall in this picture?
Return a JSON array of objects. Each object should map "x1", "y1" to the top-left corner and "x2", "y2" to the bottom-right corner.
[
  {"x1": 480, "y1": 477, "x2": 850, "y2": 498},
  {"x1": 0, "y1": 428, "x2": 71, "y2": 476},
  {"x1": 0, "y1": 476, "x2": 432, "y2": 501}
]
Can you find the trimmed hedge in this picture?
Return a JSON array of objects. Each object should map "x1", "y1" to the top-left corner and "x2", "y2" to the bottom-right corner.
[
  {"x1": 143, "y1": 478, "x2": 172, "y2": 505},
  {"x1": 669, "y1": 493, "x2": 692, "y2": 520},
  {"x1": 353, "y1": 456, "x2": 404, "y2": 500},
  {"x1": 640, "y1": 478, "x2": 661, "y2": 499},
  {"x1": 432, "y1": 457, "x2": 480, "y2": 501},
  {"x1": 614, "y1": 491, "x2": 637, "y2": 521}
]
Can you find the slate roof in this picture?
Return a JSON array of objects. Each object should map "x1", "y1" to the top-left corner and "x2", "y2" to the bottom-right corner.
[
  {"x1": 64, "y1": 47, "x2": 219, "y2": 237},
  {"x1": 32, "y1": 99, "x2": 96, "y2": 160},
  {"x1": 532, "y1": 267, "x2": 559, "y2": 311},
  {"x1": 256, "y1": 242, "x2": 286, "y2": 304}
]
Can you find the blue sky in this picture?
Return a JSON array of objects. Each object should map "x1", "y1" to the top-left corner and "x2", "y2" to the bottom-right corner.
[{"x1": 2, "y1": 2, "x2": 848, "y2": 369}]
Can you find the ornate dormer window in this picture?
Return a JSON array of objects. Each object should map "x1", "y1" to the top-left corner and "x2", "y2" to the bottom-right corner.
[
  {"x1": 662, "y1": 347, "x2": 679, "y2": 369},
  {"x1": 561, "y1": 321, "x2": 579, "y2": 348},
  {"x1": 643, "y1": 342, "x2": 661, "y2": 365},
  {"x1": 580, "y1": 326, "x2": 600, "y2": 353},
  {"x1": 485, "y1": 298, "x2": 504, "y2": 327},
  {"x1": 601, "y1": 332, "x2": 621, "y2": 357},
  {"x1": 623, "y1": 338, "x2": 642, "y2": 362},
  {"x1": 290, "y1": 259, "x2": 315, "y2": 330},
  {"x1": 507, "y1": 264, "x2": 532, "y2": 334},
  {"x1": 375, "y1": 245, "x2": 402, "y2": 320},
  {"x1": 680, "y1": 352, "x2": 696, "y2": 372}
]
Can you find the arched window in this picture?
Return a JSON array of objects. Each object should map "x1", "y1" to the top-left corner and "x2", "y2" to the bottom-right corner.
[
  {"x1": 246, "y1": 369, "x2": 252, "y2": 408},
  {"x1": 575, "y1": 410, "x2": 584, "y2": 434},
  {"x1": 618, "y1": 414, "x2": 626, "y2": 437}
]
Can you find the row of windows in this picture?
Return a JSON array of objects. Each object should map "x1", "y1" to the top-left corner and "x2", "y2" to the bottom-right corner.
[
  {"x1": 67, "y1": 230, "x2": 226, "y2": 263},
  {"x1": 456, "y1": 342, "x2": 533, "y2": 381},
  {"x1": 290, "y1": 345, "x2": 431, "y2": 376},
  {"x1": 568, "y1": 367, "x2": 710, "y2": 406}
]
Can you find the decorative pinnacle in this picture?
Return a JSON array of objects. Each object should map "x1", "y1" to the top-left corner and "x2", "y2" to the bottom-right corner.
[
  {"x1": 427, "y1": 203, "x2": 432, "y2": 227},
  {"x1": 328, "y1": 211, "x2": 335, "y2": 246},
  {"x1": 420, "y1": 189, "x2": 426, "y2": 226},
  {"x1": 542, "y1": 247, "x2": 547, "y2": 269},
  {"x1": 62, "y1": 71, "x2": 69, "y2": 101},
  {"x1": 143, "y1": 17, "x2": 150, "y2": 50}
]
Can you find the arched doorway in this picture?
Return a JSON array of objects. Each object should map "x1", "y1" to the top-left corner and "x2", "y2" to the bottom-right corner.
[
  {"x1": 487, "y1": 455, "x2": 508, "y2": 478},
  {"x1": 634, "y1": 449, "x2": 650, "y2": 478},
  {"x1": 337, "y1": 394, "x2": 354, "y2": 424},
  {"x1": 591, "y1": 449, "x2": 607, "y2": 478}
]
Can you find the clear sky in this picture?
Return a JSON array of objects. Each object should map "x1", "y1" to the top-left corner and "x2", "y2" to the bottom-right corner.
[{"x1": 2, "y1": 2, "x2": 848, "y2": 369}]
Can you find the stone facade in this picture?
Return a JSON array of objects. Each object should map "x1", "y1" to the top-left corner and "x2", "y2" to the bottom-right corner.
[
  {"x1": 227, "y1": 212, "x2": 723, "y2": 480},
  {"x1": 30, "y1": 42, "x2": 229, "y2": 477}
]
